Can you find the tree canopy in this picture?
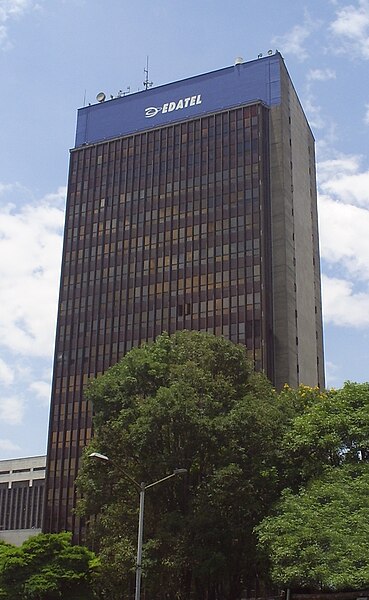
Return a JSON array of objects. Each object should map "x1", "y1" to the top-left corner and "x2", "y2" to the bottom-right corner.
[
  {"x1": 282, "y1": 382, "x2": 369, "y2": 471},
  {"x1": 256, "y1": 382, "x2": 369, "y2": 591},
  {"x1": 77, "y1": 331, "x2": 369, "y2": 597},
  {"x1": 0, "y1": 532, "x2": 99, "y2": 600},
  {"x1": 256, "y1": 463, "x2": 369, "y2": 590},
  {"x1": 78, "y1": 331, "x2": 292, "y2": 600}
]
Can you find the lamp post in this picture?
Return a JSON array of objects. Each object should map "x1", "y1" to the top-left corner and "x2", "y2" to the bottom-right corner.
[{"x1": 89, "y1": 452, "x2": 186, "y2": 600}]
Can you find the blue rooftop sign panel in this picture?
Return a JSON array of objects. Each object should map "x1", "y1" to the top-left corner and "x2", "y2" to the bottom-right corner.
[{"x1": 75, "y1": 54, "x2": 282, "y2": 148}]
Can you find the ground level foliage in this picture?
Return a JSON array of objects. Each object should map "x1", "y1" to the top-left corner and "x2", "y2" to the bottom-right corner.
[
  {"x1": 257, "y1": 464, "x2": 369, "y2": 590},
  {"x1": 76, "y1": 332, "x2": 369, "y2": 598},
  {"x1": 0, "y1": 532, "x2": 99, "y2": 599},
  {"x1": 257, "y1": 381, "x2": 369, "y2": 591}
]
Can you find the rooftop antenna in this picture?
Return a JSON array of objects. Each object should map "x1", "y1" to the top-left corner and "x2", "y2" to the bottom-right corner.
[
  {"x1": 117, "y1": 86, "x2": 131, "y2": 97},
  {"x1": 143, "y1": 56, "x2": 153, "y2": 90}
]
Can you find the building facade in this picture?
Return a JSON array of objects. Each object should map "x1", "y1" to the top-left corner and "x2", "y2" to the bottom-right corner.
[
  {"x1": 44, "y1": 52, "x2": 324, "y2": 539},
  {"x1": 0, "y1": 456, "x2": 45, "y2": 545}
]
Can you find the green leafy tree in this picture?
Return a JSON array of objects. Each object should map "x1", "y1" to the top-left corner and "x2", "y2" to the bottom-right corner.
[
  {"x1": 77, "y1": 331, "x2": 292, "y2": 600},
  {"x1": 0, "y1": 533, "x2": 99, "y2": 600},
  {"x1": 257, "y1": 382, "x2": 369, "y2": 591},
  {"x1": 279, "y1": 382, "x2": 369, "y2": 484},
  {"x1": 256, "y1": 464, "x2": 369, "y2": 590}
]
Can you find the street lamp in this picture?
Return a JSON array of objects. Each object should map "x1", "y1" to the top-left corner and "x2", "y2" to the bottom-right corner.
[{"x1": 89, "y1": 452, "x2": 187, "y2": 600}]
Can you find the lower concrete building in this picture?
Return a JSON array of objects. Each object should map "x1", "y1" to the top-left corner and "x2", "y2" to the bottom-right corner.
[{"x1": 0, "y1": 456, "x2": 46, "y2": 546}]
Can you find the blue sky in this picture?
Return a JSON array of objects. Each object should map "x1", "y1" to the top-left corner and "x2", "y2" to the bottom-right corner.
[{"x1": 0, "y1": 0, "x2": 369, "y2": 458}]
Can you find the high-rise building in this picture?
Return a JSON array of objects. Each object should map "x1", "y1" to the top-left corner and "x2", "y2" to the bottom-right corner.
[{"x1": 44, "y1": 52, "x2": 324, "y2": 539}]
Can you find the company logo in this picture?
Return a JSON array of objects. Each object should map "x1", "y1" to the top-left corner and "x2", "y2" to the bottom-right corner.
[{"x1": 145, "y1": 94, "x2": 202, "y2": 118}]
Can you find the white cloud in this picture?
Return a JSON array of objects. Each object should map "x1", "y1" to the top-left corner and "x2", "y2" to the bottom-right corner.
[
  {"x1": 0, "y1": 0, "x2": 34, "y2": 18},
  {"x1": 303, "y1": 69, "x2": 336, "y2": 131},
  {"x1": 307, "y1": 68, "x2": 336, "y2": 81},
  {"x1": 0, "y1": 358, "x2": 14, "y2": 385},
  {"x1": 0, "y1": 0, "x2": 40, "y2": 49},
  {"x1": 315, "y1": 123, "x2": 339, "y2": 160},
  {"x1": 0, "y1": 182, "x2": 19, "y2": 195},
  {"x1": 272, "y1": 12, "x2": 320, "y2": 60},
  {"x1": 29, "y1": 380, "x2": 51, "y2": 405},
  {"x1": 365, "y1": 103, "x2": 369, "y2": 124},
  {"x1": 0, "y1": 396, "x2": 24, "y2": 425},
  {"x1": 318, "y1": 156, "x2": 369, "y2": 207},
  {"x1": 0, "y1": 438, "x2": 21, "y2": 453},
  {"x1": 318, "y1": 152, "x2": 369, "y2": 328},
  {"x1": 330, "y1": 0, "x2": 369, "y2": 59},
  {"x1": 325, "y1": 360, "x2": 341, "y2": 388},
  {"x1": 319, "y1": 194, "x2": 369, "y2": 279},
  {"x1": 322, "y1": 172, "x2": 369, "y2": 207},
  {"x1": 0, "y1": 186, "x2": 65, "y2": 358},
  {"x1": 318, "y1": 155, "x2": 360, "y2": 178},
  {"x1": 322, "y1": 275, "x2": 369, "y2": 327},
  {"x1": 273, "y1": 24, "x2": 311, "y2": 60},
  {"x1": 304, "y1": 95, "x2": 326, "y2": 130}
]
